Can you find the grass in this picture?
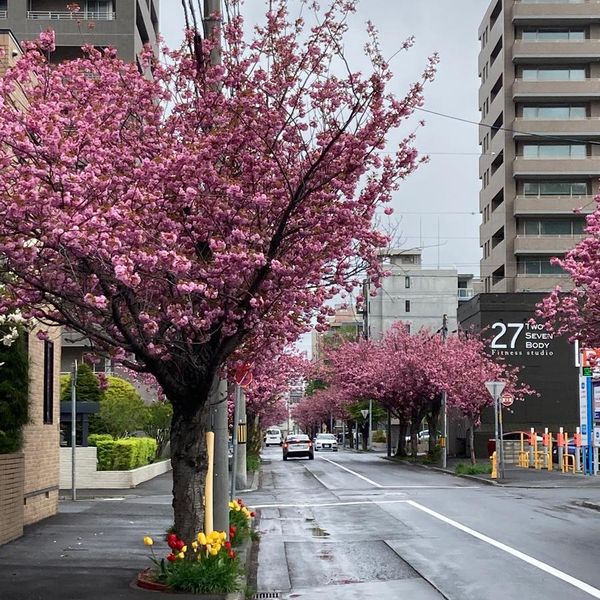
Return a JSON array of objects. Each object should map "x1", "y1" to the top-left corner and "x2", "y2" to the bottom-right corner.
[
  {"x1": 246, "y1": 452, "x2": 260, "y2": 472},
  {"x1": 455, "y1": 462, "x2": 492, "y2": 475}
]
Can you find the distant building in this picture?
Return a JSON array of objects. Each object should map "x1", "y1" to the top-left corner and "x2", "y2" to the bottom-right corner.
[
  {"x1": 364, "y1": 249, "x2": 460, "y2": 340},
  {"x1": 311, "y1": 304, "x2": 363, "y2": 361}
]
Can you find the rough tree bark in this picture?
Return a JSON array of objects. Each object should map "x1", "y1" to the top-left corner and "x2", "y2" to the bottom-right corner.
[
  {"x1": 395, "y1": 416, "x2": 407, "y2": 457},
  {"x1": 468, "y1": 421, "x2": 477, "y2": 465},
  {"x1": 427, "y1": 397, "x2": 441, "y2": 455}
]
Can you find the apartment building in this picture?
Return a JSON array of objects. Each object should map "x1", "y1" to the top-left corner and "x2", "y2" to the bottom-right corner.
[
  {"x1": 478, "y1": 0, "x2": 599, "y2": 293},
  {"x1": 0, "y1": 0, "x2": 158, "y2": 64},
  {"x1": 364, "y1": 249, "x2": 460, "y2": 340}
]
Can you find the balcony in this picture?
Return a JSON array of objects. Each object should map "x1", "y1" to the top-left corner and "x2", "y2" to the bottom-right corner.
[
  {"x1": 458, "y1": 288, "x2": 475, "y2": 301},
  {"x1": 514, "y1": 194, "x2": 595, "y2": 215},
  {"x1": 513, "y1": 117, "x2": 600, "y2": 138},
  {"x1": 513, "y1": 1, "x2": 600, "y2": 25},
  {"x1": 513, "y1": 78, "x2": 600, "y2": 100},
  {"x1": 515, "y1": 274, "x2": 572, "y2": 292},
  {"x1": 513, "y1": 234, "x2": 585, "y2": 254},
  {"x1": 513, "y1": 156, "x2": 600, "y2": 176},
  {"x1": 513, "y1": 39, "x2": 600, "y2": 62},
  {"x1": 27, "y1": 11, "x2": 115, "y2": 20}
]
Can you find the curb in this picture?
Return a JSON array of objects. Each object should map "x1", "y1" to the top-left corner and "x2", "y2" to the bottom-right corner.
[{"x1": 578, "y1": 501, "x2": 600, "y2": 512}]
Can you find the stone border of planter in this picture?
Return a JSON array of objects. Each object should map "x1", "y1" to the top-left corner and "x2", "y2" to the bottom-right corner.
[
  {"x1": 59, "y1": 447, "x2": 171, "y2": 489},
  {"x1": 0, "y1": 453, "x2": 24, "y2": 545}
]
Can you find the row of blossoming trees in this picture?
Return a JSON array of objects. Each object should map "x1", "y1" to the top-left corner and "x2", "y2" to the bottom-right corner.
[
  {"x1": 293, "y1": 324, "x2": 535, "y2": 462},
  {"x1": 0, "y1": 0, "x2": 441, "y2": 542}
]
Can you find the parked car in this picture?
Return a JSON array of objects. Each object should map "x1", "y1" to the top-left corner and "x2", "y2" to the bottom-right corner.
[
  {"x1": 487, "y1": 431, "x2": 543, "y2": 457},
  {"x1": 314, "y1": 433, "x2": 338, "y2": 452},
  {"x1": 282, "y1": 434, "x2": 314, "y2": 461},
  {"x1": 264, "y1": 428, "x2": 283, "y2": 447}
]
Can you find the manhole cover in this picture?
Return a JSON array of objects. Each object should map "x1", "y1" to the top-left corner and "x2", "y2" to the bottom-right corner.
[{"x1": 253, "y1": 593, "x2": 280, "y2": 599}]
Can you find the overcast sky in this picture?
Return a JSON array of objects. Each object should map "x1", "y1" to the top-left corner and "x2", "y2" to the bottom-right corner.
[{"x1": 160, "y1": 1, "x2": 486, "y2": 276}]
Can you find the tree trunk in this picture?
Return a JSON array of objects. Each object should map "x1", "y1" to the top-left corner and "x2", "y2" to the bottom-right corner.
[
  {"x1": 410, "y1": 420, "x2": 420, "y2": 458},
  {"x1": 395, "y1": 417, "x2": 407, "y2": 457},
  {"x1": 468, "y1": 421, "x2": 477, "y2": 465},
  {"x1": 348, "y1": 420, "x2": 354, "y2": 449},
  {"x1": 428, "y1": 399, "x2": 441, "y2": 455},
  {"x1": 361, "y1": 422, "x2": 368, "y2": 451},
  {"x1": 170, "y1": 399, "x2": 209, "y2": 545},
  {"x1": 247, "y1": 413, "x2": 262, "y2": 457}
]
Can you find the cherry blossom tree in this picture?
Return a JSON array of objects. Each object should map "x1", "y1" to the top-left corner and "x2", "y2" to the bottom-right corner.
[{"x1": 0, "y1": 1, "x2": 435, "y2": 541}]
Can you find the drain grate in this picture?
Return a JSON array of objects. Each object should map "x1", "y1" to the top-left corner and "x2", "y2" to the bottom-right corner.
[{"x1": 253, "y1": 594, "x2": 280, "y2": 599}]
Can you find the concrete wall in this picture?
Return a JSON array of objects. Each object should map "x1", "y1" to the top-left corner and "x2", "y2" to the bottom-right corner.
[{"x1": 59, "y1": 447, "x2": 171, "y2": 489}]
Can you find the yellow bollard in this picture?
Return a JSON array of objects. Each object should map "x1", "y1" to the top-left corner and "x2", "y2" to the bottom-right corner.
[
  {"x1": 518, "y1": 433, "x2": 529, "y2": 468},
  {"x1": 204, "y1": 431, "x2": 215, "y2": 535},
  {"x1": 491, "y1": 451, "x2": 498, "y2": 479}
]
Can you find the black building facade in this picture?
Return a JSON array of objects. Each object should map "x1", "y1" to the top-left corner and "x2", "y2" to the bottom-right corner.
[{"x1": 458, "y1": 293, "x2": 578, "y2": 456}]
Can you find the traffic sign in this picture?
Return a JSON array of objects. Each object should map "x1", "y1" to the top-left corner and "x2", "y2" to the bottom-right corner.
[
  {"x1": 360, "y1": 409, "x2": 369, "y2": 419},
  {"x1": 501, "y1": 393, "x2": 514, "y2": 408},
  {"x1": 234, "y1": 364, "x2": 253, "y2": 388},
  {"x1": 485, "y1": 381, "x2": 506, "y2": 401}
]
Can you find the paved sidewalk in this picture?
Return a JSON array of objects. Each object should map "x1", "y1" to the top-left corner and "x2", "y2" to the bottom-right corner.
[
  {"x1": 0, "y1": 473, "x2": 198, "y2": 600},
  {"x1": 383, "y1": 455, "x2": 600, "y2": 488}
]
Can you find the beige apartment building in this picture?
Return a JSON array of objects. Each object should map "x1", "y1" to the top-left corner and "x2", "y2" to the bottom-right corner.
[{"x1": 478, "y1": 0, "x2": 600, "y2": 293}]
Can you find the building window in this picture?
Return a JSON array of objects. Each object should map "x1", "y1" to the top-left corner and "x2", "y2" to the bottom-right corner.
[
  {"x1": 522, "y1": 181, "x2": 587, "y2": 197},
  {"x1": 522, "y1": 67, "x2": 585, "y2": 81},
  {"x1": 522, "y1": 105, "x2": 586, "y2": 120},
  {"x1": 405, "y1": 300, "x2": 411, "y2": 313},
  {"x1": 522, "y1": 29, "x2": 585, "y2": 41},
  {"x1": 517, "y1": 256, "x2": 565, "y2": 275},
  {"x1": 522, "y1": 143, "x2": 586, "y2": 159},
  {"x1": 43, "y1": 341, "x2": 54, "y2": 424},
  {"x1": 520, "y1": 218, "x2": 585, "y2": 236},
  {"x1": 405, "y1": 276, "x2": 410, "y2": 289}
]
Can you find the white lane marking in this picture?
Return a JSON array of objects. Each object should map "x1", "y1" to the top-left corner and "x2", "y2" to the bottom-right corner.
[
  {"x1": 380, "y1": 485, "x2": 481, "y2": 489},
  {"x1": 318, "y1": 457, "x2": 383, "y2": 488},
  {"x1": 407, "y1": 500, "x2": 600, "y2": 599},
  {"x1": 254, "y1": 500, "x2": 409, "y2": 509}
]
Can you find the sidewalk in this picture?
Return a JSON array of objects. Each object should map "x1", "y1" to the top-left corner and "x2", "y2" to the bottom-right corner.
[
  {"x1": 0, "y1": 471, "x2": 257, "y2": 600},
  {"x1": 384, "y1": 455, "x2": 600, "y2": 489}
]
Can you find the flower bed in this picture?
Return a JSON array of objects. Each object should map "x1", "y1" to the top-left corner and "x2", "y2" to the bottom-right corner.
[{"x1": 138, "y1": 499, "x2": 257, "y2": 596}]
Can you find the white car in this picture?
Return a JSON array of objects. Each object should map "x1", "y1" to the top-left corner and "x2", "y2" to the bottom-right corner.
[
  {"x1": 264, "y1": 428, "x2": 283, "y2": 446},
  {"x1": 314, "y1": 433, "x2": 338, "y2": 452}
]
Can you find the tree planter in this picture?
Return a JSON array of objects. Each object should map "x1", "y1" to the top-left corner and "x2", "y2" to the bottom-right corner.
[{"x1": 134, "y1": 537, "x2": 255, "y2": 599}]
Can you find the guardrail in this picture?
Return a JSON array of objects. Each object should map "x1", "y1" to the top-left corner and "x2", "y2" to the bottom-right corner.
[{"x1": 27, "y1": 11, "x2": 115, "y2": 20}]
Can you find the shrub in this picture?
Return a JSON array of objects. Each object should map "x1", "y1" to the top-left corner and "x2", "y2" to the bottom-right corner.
[
  {"x1": 372, "y1": 430, "x2": 386, "y2": 443},
  {"x1": 88, "y1": 433, "x2": 113, "y2": 446},
  {"x1": 246, "y1": 452, "x2": 260, "y2": 473},
  {"x1": 91, "y1": 376, "x2": 146, "y2": 438},
  {"x1": 96, "y1": 439, "x2": 116, "y2": 470},
  {"x1": 455, "y1": 462, "x2": 492, "y2": 475},
  {"x1": 61, "y1": 363, "x2": 101, "y2": 404},
  {"x1": 0, "y1": 326, "x2": 29, "y2": 454}
]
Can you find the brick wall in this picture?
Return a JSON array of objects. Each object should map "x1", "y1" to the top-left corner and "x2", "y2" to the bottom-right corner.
[
  {"x1": 22, "y1": 326, "x2": 61, "y2": 526},
  {"x1": 0, "y1": 453, "x2": 24, "y2": 545}
]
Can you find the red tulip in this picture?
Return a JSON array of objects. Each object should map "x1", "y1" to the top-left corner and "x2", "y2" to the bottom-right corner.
[
  {"x1": 166, "y1": 553, "x2": 177, "y2": 562},
  {"x1": 250, "y1": 511, "x2": 256, "y2": 517},
  {"x1": 224, "y1": 541, "x2": 232, "y2": 550},
  {"x1": 229, "y1": 550, "x2": 236, "y2": 559},
  {"x1": 174, "y1": 540, "x2": 185, "y2": 551},
  {"x1": 167, "y1": 534, "x2": 178, "y2": 550}
]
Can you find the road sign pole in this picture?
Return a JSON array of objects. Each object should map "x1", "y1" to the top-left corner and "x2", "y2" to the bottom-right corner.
[
  {"x1": 498, "y1": 397, "x2": 505, "y2": 479},
  {"x1": 486, "y1": 381, "x2": 506, "y2": 480}
]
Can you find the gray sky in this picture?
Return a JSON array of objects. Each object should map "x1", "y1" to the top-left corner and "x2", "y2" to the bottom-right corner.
[{"x1": 160, "y1": 1, "x2": 485, "y2": 275}]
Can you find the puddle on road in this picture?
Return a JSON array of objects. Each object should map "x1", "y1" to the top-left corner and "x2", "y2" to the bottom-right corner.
[{"x1": 310, "y1": 526, "x2": 330, "y2": 537}]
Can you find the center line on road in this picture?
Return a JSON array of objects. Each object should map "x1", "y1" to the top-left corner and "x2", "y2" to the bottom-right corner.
[
  {"x1": 318, "y1": 457, "x2": 383, "y2": 488},
  {"x1": 253, "y1": 499, "x2": 409, "y2": 509},
  {"x1": 407, "y1": 500, "x2": 600, "y2": 599}
]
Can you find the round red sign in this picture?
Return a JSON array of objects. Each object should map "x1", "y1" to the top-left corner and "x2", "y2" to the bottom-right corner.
[
  {"x1": 234, "y1": 364, "x2": 253, "y2": 388},
  {"x1": 501, "y1": 393, "x2": 514, "y2": 408}
]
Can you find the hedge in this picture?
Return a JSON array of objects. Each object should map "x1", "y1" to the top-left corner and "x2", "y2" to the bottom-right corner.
[
  {"x1": 95, "y1": 437, "x2": 157, "y2": 471},
  {"x1": 88, "y1": 433, "x2": 113, "y2": 446}
]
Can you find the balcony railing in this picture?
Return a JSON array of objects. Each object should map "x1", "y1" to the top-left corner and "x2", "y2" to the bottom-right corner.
[
  {"x1": 27, "y1": 11, "x2": 115, "y2": 20},
  {"x1": 0, "y1": 10, "x2": 6, "y2": 18},
  {"x1": 457, "y1": 288, "x2": 475, "y2": 300}
]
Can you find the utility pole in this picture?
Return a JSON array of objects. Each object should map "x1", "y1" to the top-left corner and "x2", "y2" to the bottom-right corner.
[
  {"x1": 441, "y1": 314, "x2": 448, "y2": 469},
  {"x1": 368, "y1": 398, "x2": 373, "y2": 451},
  {"x1": 71, "y1": 360, "x2": 77, "y2": 501},
  {"x1": 201, "y1": 0, "x2": 229, "y2": 534}
]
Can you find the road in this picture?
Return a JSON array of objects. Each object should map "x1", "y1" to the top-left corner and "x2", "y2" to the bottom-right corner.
[{"x1": 247, "y1": 447, "x2": 600, "y2": 600}]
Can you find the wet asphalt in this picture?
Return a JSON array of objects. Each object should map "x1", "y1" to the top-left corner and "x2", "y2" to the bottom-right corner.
[
  {"x1": 250, "y1": 447, "x2": 600, "y2": 600},
  {"x1": 2, "y1": 449, "x2": 600, "y2": 599}
]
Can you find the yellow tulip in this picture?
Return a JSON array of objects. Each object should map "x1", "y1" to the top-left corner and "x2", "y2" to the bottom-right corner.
[
  {"x1": 220, "y1": 531, "x2": 226, "y2": 541},
  {"x1": 210, "y1": 548, "x2": 218, "y2": 556},
  {"x1": 191, "y1": 541, "x2": 199, "y2": 550},
  {"x1": 181, "y1": 545, "x2": 187, "y2": 553},
  {"x1": 198, "y1": 532, "x2": 207, "y2": 545},
  {"x1": 177, "y1": 552, "x2": 185, "y2": 560},
  {"x1": 143, "y1": 536, "x2": 154, "y2": 546}
]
